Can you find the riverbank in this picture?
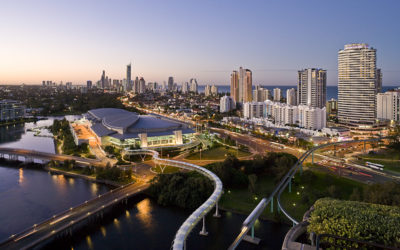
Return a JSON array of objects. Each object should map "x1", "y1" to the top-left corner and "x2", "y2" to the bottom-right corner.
[{"x1": 0, "y1": 117, "x2": 39, "y2": 127}]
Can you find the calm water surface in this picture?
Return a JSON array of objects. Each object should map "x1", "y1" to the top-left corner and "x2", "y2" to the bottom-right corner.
[{"x1": 0, "y1": 117, "x2": 290, "y2": 249}]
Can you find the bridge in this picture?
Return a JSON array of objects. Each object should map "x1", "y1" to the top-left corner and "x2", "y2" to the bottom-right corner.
[
  {"x1": 0, "y1": 148, "x2": 222, "y2": 250},
  {"x1": 228, "y1": 138, "x2": 389, "y2": 249},
  {"x1": 0, "y1": 147, "x2": 102, "y2": 166}
]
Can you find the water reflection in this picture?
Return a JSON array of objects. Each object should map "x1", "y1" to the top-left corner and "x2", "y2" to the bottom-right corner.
[
  {"x1": 113, "y1": 218, "x2": 120, "y2": 231},
  {"x1": 18, "y1": 168, "x2": 24, "y2": 185},
  {"x1": 100, "y1": 226, "x2": 106, "y2": 237},
  {"x1": 86, "y1": 235, "x2": 93, "y2": 249},
  {"x1": 90, "y1": 183, "x2": 98, "y2": 195},
  {"x1": 136, "y1": 198, "x2": 153, "y2": 231}
]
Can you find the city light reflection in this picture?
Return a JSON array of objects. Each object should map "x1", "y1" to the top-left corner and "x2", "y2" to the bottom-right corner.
[
  {"x1": 18, "y1": 168, "x2": 24, "y2": 185},
  {"x1": 136, "y1": 199, "x2": 154, "y2": 231}
]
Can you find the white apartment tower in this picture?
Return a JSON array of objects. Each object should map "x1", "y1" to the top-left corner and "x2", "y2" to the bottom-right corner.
[
  {"x1": 338, "y1": 43, "x2": 380, "y2": 125},
  {"x1": 297, "y1": 68, "x2": 326, "y2": 108},
  {"x1": 377, "y1": 91, "x2": 400, "y2": 122},
  {"x1": 273, "y1": 88, "x2": 281, "y2": 102},
  {"x1": 286, "y1": 88, "x2": 297, "y2": 105},
  {"x1": 220, "y1": 95, "x2": 235, "y2": 113}
]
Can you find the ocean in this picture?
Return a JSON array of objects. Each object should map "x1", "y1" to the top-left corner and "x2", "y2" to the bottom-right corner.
[{"x1": 198, "y1": 85, "x2": 399, "y2": 100}]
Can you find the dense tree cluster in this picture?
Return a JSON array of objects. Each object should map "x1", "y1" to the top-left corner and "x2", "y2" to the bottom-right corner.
[
  {"x1": 206, "y1": 152, "x2": 298, "y2": 189},
  {"x1": 148, "y1": 172, "x2": 213, "y2": 210},
  {"x1": 96, "y1": 164, "x2": 132, "y2": 183},
  {"x1": 50, "y1": 119, "x2": 89, "y2": 155}
]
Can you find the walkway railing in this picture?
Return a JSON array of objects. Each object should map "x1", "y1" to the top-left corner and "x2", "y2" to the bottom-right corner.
[
  {"x1": 229, "y1": 137, "x2": 386, "y2": 249},
  {"x1": 123, "y1": 149, "x2": 223, "y2": 250}
]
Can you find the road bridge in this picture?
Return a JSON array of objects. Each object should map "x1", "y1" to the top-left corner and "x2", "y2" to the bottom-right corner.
[{"x1": 0, "y1": 147, "x2": 102, "y2": 166}]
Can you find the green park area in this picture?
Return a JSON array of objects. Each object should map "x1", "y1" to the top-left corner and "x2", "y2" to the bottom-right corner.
[{"x1": 185, "y1": 146, "x2": 251, "y2": 160}]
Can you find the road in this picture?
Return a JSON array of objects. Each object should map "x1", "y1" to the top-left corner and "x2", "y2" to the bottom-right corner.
[
  {"x1": 0, "y1": 147, "x2": 103, "y2": 166},
  {"x1": 0, "y1": 181, "x2": 150, "y2": 250}
]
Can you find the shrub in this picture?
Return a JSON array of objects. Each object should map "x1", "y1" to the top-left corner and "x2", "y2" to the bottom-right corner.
[{"x1": 308, "y1": 198, "x2": 400, "y2": 248}]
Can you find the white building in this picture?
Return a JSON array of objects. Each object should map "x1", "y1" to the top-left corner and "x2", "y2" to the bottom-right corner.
[
  {"x1": 264, "y1": 100, "x2": 326, "y2": 130},
  {"x1": 297, "y1": 68, "x2": 326, "y2": 108},
  {"x1": 211, "y1": 85, "x2": 218, "y2": 96},
  {"x1": 377, "y1": 91, "x2": 400, "y2": 122},
  {"x1": 273, "y1": 88, "x2": 281, "y2": 102},
  {"x1": 189, "y1": 78, "x2": 198, "y2": 93},
  {"x1": 220, "y1": 95, "x2": 235, "y2": 113},
  {"x1": 205, "y1": 85, "x2": 211, "y2": 96},
  {"x1": 286, "y1": 88, "x2": 297, "y2": 106},
  {"x1": 182, "y1": 82, "x2": 189, "y2": 93},
  {"x1": 243, "y1": 102, "x2": 264, "y2": 119}
]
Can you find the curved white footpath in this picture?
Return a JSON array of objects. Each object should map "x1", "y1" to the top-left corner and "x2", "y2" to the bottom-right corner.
[{"x1": 124, "y1": 149, "x2": 223, "y2": 250}]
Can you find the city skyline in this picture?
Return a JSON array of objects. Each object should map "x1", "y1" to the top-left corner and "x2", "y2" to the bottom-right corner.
[{"x1": 1, "y1": 0, "x2": 400, "y2": 85}]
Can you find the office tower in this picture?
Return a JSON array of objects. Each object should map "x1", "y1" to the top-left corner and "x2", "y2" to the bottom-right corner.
[
  {"x1": 189, "y1": 78, "x2": 198, "y2": 93},
  {"x1": 286, "y1": 88, "x2": 297, "y2": 105},
  {"x1": 127, "y1": 63, "x2": 131, "y2": 89},
  {"x1": 211, "y1": 85, "x2": 218, "y2": 96},
  {"x1": 139, "y1": 77, "x2": 146, "y2": 93},
  {"x1": 377, "y1": 91, "x2": 400, "y2": 122},
  {"x1": 220, "y1": 95, "x2": 235, "y2": 113},
  {"x1": 205, "y1": 85, "x2": 211, "y2": 96},
  {"x1": 182, "y1": 82, "x2": 189, "y2": 93},
  {"x1": 338, "y1": 43, "x2": 379, "y2": 125},
  {"x1": 273, "y1": 88, "x2": 281, "y2": 102},
  {"x1": 168, "y1": 77, "x2": 174, "y2": 91},
  {"x1": 101, "y1": 70, "x2": 106, "y2": 89},
  {"x1": 376, "y1": 68, "x2": 382, "y2": 93},
  {"x1": 297, "y1": 68, "x2": 327, "y2": 108},
  {"x1": 230, "y1": 70, "x2": 239, "y2": 102},
  {"x1": 87, "y1": 80, "x2": 92, "y2": 89},
  {"x1": 239, "y1": 67, "x2": 252, "y2": 103}
]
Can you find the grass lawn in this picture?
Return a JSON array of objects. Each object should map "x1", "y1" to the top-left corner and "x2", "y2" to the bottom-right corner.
[
  {"x1": 185, "y1": 146, "x2": 251, "y2": 160},
  {"x1": 151, "y1": 165, "x2": 180, "y2": 174},
  {"x1": 280, "y1": 168, "x2": 366, "y2": 222}
]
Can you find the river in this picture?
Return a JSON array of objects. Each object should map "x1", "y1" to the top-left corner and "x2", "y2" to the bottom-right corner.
[{"x1": 0, "y1": 117, "x2": 289, "y2": 249}]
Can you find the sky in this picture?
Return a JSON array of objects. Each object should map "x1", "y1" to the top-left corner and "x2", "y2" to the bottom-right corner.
[{"x1": 0, "y1": 0, "x2": 400, "y2": 86}]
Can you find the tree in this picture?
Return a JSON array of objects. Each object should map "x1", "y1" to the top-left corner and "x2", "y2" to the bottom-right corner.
[{"x1": 248, "y1": 174, "x2": 257, "y2": 194}]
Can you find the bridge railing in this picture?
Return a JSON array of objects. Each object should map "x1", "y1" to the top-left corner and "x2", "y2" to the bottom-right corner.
[
  {"x1": 229, "y1": 137, "x2": 386, "y2": 249},
  {"x1": 124, "y1": 149, "x2": 223, "y2": 250}
]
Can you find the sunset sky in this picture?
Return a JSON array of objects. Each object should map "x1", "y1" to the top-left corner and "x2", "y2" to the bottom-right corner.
[{"x1": 1, "y1": 0, "x2": 399, "y2": 86}]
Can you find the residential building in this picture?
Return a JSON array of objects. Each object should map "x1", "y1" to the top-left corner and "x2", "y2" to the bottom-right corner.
[
  {"x1": 168, "y1": 77, "x2": 174, "y2": 91},
  {"x1": 326, "y1": 98, "x2": 338, "y2": 116},
  {"x1": 297, "y1": 68, "x2": 326, "y2": 108},
  {"x1": 205, "y1": 85, "x2": 211, "y2": 96},
  {"x1": 0, "y1": 100, "x2": 25, "y2": 121},
  {"x1": 87, "y1": 80, "x2": 92, "y2": 89},
  {"x1": 273, "y1": 88, "x2": 281, "y2": 102},
  {"x1": 182, "y1": 82, "x2": 189, "y2": 93},
  {"x1": 220, "y1": 95, "x2": 235, "y2": 113},
  {"x1": 286, "y1": 88, "x2": 297, "y2": 105},
  {"x1": 243, "y1": 102, "x2": 264, "y2": 119},
  {"x1": 126, "y1": 63, "x2": 131, "y2": 91},
  {"x1": 338, "y1": 43, "x2": 379, "y2": 126},
  {"x1": 230, "y1": 70, "x2": 239, "y2": 102},
  {"x1": 189, "y1": 78, "x2": 198, "y2": 93},
  {"x1": 211, "y1": 85, "x2": 218, "y2": 96},
  {"x1": 139, "y1": 77, "x2": 146, "y2": 93},
  {"x1": 377, "y1": 91, "x2": 400, "y2": 122}
]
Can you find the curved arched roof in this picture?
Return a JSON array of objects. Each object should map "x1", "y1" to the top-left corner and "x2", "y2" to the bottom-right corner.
[{"x1": 88, "y1": 108, "x2": 139, "y2": 131}]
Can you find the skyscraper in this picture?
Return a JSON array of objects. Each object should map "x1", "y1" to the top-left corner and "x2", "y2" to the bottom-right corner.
[
  {"x1": 230, "y1": 70, "x2": 239, "y2": 102},
  {"x1": 182, "y1": 82, "x2": 189, "y2": 93},
  {"x1": 297, "y1": 68, "x2": 326, "y2": 108},
  {"x1": 286, "y1": 88, "x2": 297, "y2": 105},
  {"x1": 126, "y1": 63, "x2": 132, "y2": 91},
  {"x1": 168, "y1": 77, "x2": 174, "y2": 91},
  {"x1": 338, "y1": 43, "x2": 379, "y2": 125},
  {"x1": 189, "y1": 78, "x2": 198, "y2": 93},
  {"x1": 87, "y1": 80, "x2": 92, "y2": 89},
  {"x1": 205, "y1": 85, "x2": 211, "y2": 96},
  {"x1": 239, "y1": 67, "x2": 252, "y2": 103},
  {"x1": 101, "y1": 70, "x2": 106, "y2": 89},
  {"x1": 139, "y1": 77, "x2": 146, "y2": 93},
  {"x1": 273, "y1": 88, "x2": 281, "y2": 102}
]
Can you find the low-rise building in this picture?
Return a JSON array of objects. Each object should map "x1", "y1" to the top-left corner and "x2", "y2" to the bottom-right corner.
[{"x1": 0, "y1": 100, "x2": 25, "y2": 121}]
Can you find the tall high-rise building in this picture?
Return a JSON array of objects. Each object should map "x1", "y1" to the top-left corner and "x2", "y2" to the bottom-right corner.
[
  {"x1": 182, "y1": 82, "x2": 189, "y2": 93},
  {"x1": 230, "y1": 71, "x2": 239, "y2": 102},
  {"x1": 189, "y1": 78, "x2": 198, "y2": 93},
  {"x1": 273, "y1": 88, "x2": 281, "y2": 102},
  {"x1": 139, "y1": 77, "x2": 146, "y2": 93},
  {"x1": 252, "y1": 85, "x2": 270, "y2": 102},
  {"x1": 231, "y1": 67, "x2": 252, "y2": 103},
  {"x1": 376, "y1": 68, "x2": 382, "y2": 93},
  {"x1": 87, "y1": 80, "x2": 92, "y2": 89},
  {"x1": 205, "y1": 85, "x2": 211, "y2": 96},
  {"x1": 239, "y1": 67, "x2": 252, "y2": 103},
  {"x1": 211, "y1": 85, "x2": 218, "y2": 96},
  {"x1": 168, "y1": 77, "x2": 174, "y2": 91},
  {"x1": 101, "y1": 70, "x2": 106, "y2": 89},
  {"x1": 338, "y1": 43, "x2": 379, "y2": 125},
  {"x1": 297, "y1": 68, "x2": 326, "y2": 108},
  {"x1": 286, "y1": 88, "x2": 297, "y2": 105},
  {"x1": 126, "y1": 63, "x2": 131, "y2": 91},
  {"x1": 133, "y1": 77, "x2": 139, "y2": 93}
]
